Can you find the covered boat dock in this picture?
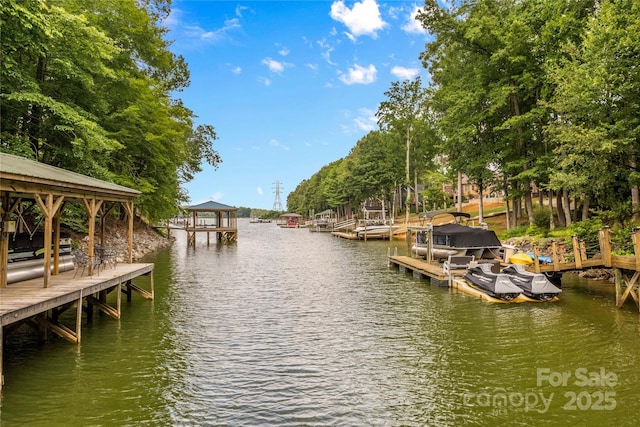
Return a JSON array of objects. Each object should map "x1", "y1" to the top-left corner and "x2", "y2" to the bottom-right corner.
[
  {"x1": 183, "y1": 200, "x2": 238, "y2": 246},
  {"x1": 0, "y1": 153, "x2": 155, "y2": 391}
]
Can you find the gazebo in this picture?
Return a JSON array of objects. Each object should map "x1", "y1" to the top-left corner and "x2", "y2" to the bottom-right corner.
[
  {"x1": 0, "y1": 153, "x2": 141, "y2": 288},
  {"x1": 184, "y1": 200, "x2": 238, "y2": 246}
]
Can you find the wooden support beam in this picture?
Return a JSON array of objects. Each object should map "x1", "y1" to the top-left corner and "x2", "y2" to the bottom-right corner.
[
  {"x1": 82, "y1": 198, "x2": 103, "y2": 275},
  {"x1": 573, "y1": 236, "x2": 583, "y2": 269},
  {"x1": 0, "y1": 193, "x2": 10, "y2": 288},
  {"x1": 632, "y1": 229, "x2": 640, "y2": 271},
  {"x1": 127, "y1": 272, "x2": 154, "y2": 300},
  {"x1": 551, "y1": 240, "x2": 560, "y2": 272},
  {"x1": 616, "y1": 270, "x2": 640, "y2": 310},
  {"x1": 35, "y1": 314, "x2": 79, "y2": 344},
  {"x1": 1, "y1": 325, "x2": 4, "y2": 391},
  {"x1": 85, "y1": 295, "x2": 120, "y2": 319},
  {"x1": 533, "y1": 246, "x2": 541, "y2": 273},
  {"x1": 76, "y1": 292, "x2": 83, "y2": 343},
  {"x1": 33, "y1": 193, "x2": 64, "y2": 287},
  {"x1": 123, "y1": 201, "x2": 134, "y2": 264},
  {"x1": 599, "y1": 227, "x2": 612, "y2": 267}
]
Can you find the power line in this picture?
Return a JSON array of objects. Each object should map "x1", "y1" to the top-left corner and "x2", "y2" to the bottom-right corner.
[{"x1": 272, "y1": 181, "x2": 283, "y2": 211}]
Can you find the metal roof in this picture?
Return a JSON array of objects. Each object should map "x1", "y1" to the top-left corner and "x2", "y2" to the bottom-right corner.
[
  {"x1": 187, "y1": 200, "x2": 237, "y2": 211},
  {"x1": 0, "y1": 152, "x2": 140, "y2": 198}
]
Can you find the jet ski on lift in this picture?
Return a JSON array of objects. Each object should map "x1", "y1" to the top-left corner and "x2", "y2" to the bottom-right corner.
[
  {"x1": 502, "y1": 264, "x2": 562, "y2": 301},
  {"x1": 463, "y1": 263, "x2": 523, "y2": 301}
]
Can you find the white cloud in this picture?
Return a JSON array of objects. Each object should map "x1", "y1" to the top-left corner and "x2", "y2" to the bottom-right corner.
[
  {"x1": 259, "y1": 77, "x2": 272, "y2": 86},
  {"x1": 278, "y1": 47, "x2": 290, "y2": 56},
  {"x1": 257, "y1": 186, "x2": 263, "y2": 195},
  {"x1": 262, "y1": 57, "x2": 292, "y2": 74},
  {"x1": 354, "y1": 108, "x2": 377, "y2": 131},
  {"x1": 317, "y1": 39, "x2": 336, "y2": 66},
  {"x1": 391, "y1": 66, "x2": 419, "y2": 80},
  {"x1": 235, "y1": 5, "x2": 249, "y2": 18},
  {"x1": 269, "y1": 139, "x2": 290, "y2": 151},
  {"x1": 402, "y1": 6, "x2": 427, "y2": 34},
  {"x1": 339, "y1": 64, "x2": 377, "y2": 85},
  {"x1": 306, "y1": 63, "x2": 319, "y2": 71},
  {"x1": 209, "y1": 192, "x2": 223, "y2": 202},
  {"x1": 330, "y1": 0, "x2": 387, "y2": 38},
  {"x1": 183, "y1": 18, "x2": 241, "y2": 42},
  {"x1": 231, "y1": 66, "x2": 242, "y2": 74}
]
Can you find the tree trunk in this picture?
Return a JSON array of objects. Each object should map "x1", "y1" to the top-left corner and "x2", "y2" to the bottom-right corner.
[
  {"x1": 457, "y1": 171, "x2": 463, "y2": 212},
  {"x1": 505, "y1": 198, "x2": 511, "y2": 231},
  {"x1": 556, "y1": 191, "x2": 566, "y2": 227},
  {"x1": 538, "y1": 188, "x2": 544, "y2": 207},
  {"x1": 632, "y1": 177, "x2": 640, "y2": 222},
  {"x1": 549, "y1": 190, "x2": 555, "y2": 230},
  {"x1": 478, "y1": 180, "x2": 484, "y2": 223},
  {"x1": 581, "y1": 195, "x2": 589, "y2": 221},
  {"x1": 414, "y1": 168, "x2": 419, "y2": 214},
  {"x1": 524, "y1": 180, "x2": 534, "y2": 224},
  {"x1": 405, "y1": 128, "x2": 411, "y2": 224},
  {"x1": 562, "y1": 189, "x2": 572, "y2": 226}
]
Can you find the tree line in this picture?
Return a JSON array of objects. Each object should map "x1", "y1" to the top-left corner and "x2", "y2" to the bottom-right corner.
[
  {"x1": 287, "y1": 0, "x2": 640, "y2": 229},
  {"x1": 1, "y1": 0, "x2": 220, "y2": 222}
]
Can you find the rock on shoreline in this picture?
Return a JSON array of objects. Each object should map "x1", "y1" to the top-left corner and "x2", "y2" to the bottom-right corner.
[{"x1": 74, "y1": 220, "x2": 173, "y2": 262}]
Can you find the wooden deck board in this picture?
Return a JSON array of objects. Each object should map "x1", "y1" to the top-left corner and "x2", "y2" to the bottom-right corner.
[{"x1": 0, "y1": 263, "x2": 153, "y2": 326}]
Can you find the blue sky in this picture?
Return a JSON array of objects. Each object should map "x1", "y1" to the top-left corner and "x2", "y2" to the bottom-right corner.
[{"x1": 165, "y1": 0, "x2": 431, "y2": 210}]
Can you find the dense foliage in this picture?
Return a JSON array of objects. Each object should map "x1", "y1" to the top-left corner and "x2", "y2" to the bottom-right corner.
[
  {"x1": 0, "y1": 0, "x2": 220, "y2": 222},
  {"x1": 287, "y1": 0, "x2": 640, "y2": 228}
]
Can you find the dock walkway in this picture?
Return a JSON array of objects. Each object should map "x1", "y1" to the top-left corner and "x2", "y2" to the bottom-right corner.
[{"x1": 0, "y1": 263, "x2": 154, "y2": 390}]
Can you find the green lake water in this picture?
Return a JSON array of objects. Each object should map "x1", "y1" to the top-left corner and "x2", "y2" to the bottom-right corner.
[{"x1": 1, "y1": 219, "x2": 640, "y2": 426}]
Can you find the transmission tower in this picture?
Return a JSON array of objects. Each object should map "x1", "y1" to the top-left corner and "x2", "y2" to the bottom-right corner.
[{"x1": 272, "y1": 181, "x2": 283, "y2": 211}]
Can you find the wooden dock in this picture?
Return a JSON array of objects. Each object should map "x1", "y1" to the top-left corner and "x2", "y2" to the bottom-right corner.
[
  {"x1": 390, "y1": 226, "x2": 640, "y2": 311},
  {"x1": 388, "y1": 255, "x2": 474, "y2": 285},
  {"x1": 0, "y1": 263, "x2": 154, "y2": 390}
]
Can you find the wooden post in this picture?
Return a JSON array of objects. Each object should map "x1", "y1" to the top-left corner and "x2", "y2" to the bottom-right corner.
[
  {"x1": 53, "y1": 205, "x2": 63, "y2": 275},
  {"x1": 551, "y1": 240, "x2": 560, "y2": 272},
  {"x1": 76, "y1": 291, "x2": 83, "y2": 344},
  {"x1": 599, "y1": 227, "x2": 612, "y2": 267},
  {"x1": 1, "y1": 324, "x2": 3, "y2": 391},
  {"x1": 580, "y1": 240, "x2": 587, "y2": 262},
  {"x1": 573, "y1": 236, "x2": 583, "y2": 269},
  {"x1": 0, "y1": 193, "x2": 9, "y2": 289},
  {"x1": 406, "y1": 229, "x2": 412, "y2": 257},
  {"x1": 34, "y1": 194, "x2": 64, "y2": 287},
  {"x1": 533, "y1": 245, "x2": 541, "y2": 273},
  {"x1": 615, "y1": 268, "x2": 622, "y2": 307},
  {"x1": 82, "y1": 198, "x2": 103, "y2": 274},
  {"x1": 632, "y1": 229, "x2": 640, "y2": 271},
  {"x1": 124, "y1": 201, "x2": 134, "y2": 263},
  {"x1": 117, "y1": 282, "x2": 122, "y2": 317}
]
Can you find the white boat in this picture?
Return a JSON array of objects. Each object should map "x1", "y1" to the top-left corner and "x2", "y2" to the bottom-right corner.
[{"x1": 354, "y1": 222, "x2": 399, "y2": 239}]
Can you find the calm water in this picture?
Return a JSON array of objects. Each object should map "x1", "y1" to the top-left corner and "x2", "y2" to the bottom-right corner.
[{"x1": 2, "y1": 219, "x2": 640, "y2": 426}]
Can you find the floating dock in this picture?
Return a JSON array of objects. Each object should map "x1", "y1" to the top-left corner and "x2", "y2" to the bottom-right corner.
[{"x1": 387, "y1": 255, "x2": 556, "y2": 303}]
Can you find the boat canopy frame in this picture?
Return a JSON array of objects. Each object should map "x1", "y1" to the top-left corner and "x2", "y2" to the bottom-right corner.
[{"x1": 418, "y1": 211, "x2": 470, "y2": 226}]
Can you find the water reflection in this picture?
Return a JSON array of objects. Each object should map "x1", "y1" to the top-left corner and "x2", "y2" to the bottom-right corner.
[{"x1": 2, "y1": 220, "x2": 640, "y2": 426}]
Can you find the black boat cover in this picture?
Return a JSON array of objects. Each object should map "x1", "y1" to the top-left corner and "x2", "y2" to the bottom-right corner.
[{"x1": 432, "y1": 223, "x2": 502, "y2": 248}]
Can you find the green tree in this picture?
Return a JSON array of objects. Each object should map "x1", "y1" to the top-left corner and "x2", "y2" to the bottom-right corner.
[
  {"x1": 376, "y1": 77, "x2": 430, "y2": 223},
  {"x1": 0, "y1": 0, "x2": 221, "y2": 222},
  {"x1": 546, "y1": 0, "x2": 640, "y2": 222}
]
